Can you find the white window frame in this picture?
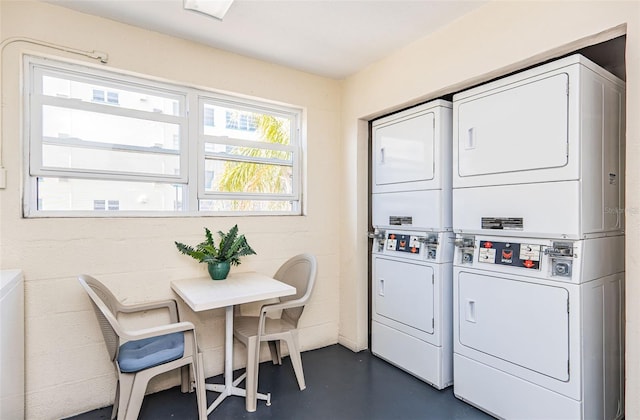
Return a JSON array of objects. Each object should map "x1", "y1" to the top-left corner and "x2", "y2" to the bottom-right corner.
[
  {"x1": 197, "y1": 95, "x2": 301, "y2": 209},
  {"x1": 23, "y1": 55, "x2": 304, "y2": 217}
]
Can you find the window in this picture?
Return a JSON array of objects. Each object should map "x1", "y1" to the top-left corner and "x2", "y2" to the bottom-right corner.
[
  {"x1": 199, "y1": 98, "x2": 300, "y2": 213},
  {"x1": 92, "y1": 89, "x2": 119, "y2": 105},
  {"x1": 225, "y1": 110, "x2": 257, "y2": 131},
  {"x1": 107, "y1": 91, "x2": 119, "y2": 105},
  {"x1": 93, "y1": 199, "x2": 119, "y2": 211},
  {"x1": 108, "y1": 200, "x2": 120, "y2": 211},
  {"x1": 93, "y1": 200, "x2": 106, "y2": 211},
  {"x1": 92, "y1": 89, "x2": 104, "y2": 102},
  {"x1": 24, "y1": 56, "x2": 303, "y2": 217},
  {"x1": 203, "y1": 106, "x2": 215, "y2": 127}
]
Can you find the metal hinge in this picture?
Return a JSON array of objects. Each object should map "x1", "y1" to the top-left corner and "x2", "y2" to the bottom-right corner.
[
  {"x1": 432, "y1": 274, "x2": 434, "y2": 284},
  {"x1": 568, "y1": 360, "x2": 570, "y2": 375},
  {"x1": 567, "y1": 298, "x2": 570, "y2": 313},
  {"x1": 432, "y1": 318, "x2": 435, "y2": 329}
]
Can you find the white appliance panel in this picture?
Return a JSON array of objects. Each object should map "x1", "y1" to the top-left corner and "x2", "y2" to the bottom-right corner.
[
  {"x1": 452, "y1": 56, "x2": 625, "y2": 238},
  {"x1": 370, "y1": 255, "x2": 454, "y2": 389},
  {"x1": 374, "y1": 111, "x2": 435, "y2": 186},
  {"x1": 372, "y1": 321, "x2": 451, "y2": 389},
  {"x1": 582, "y1": 275, "x2": 625, "y2": 420},
  {"x1": 454, "y1": 354, "x2": 582, "y2": 420},
  {"x1": 457, "y1": 272, "x2": 569, "y2": 381},
  {"x1": 372, "y1": 190, "x2": 451, "y2": 231},
  {"x1": 372, "y1": 99, "x2": 452, "y2": 195},
  {"x1": 453, "y1": 234, "x2": 624, "y2": 286},
  {"x1": 374, "y1": 257, "x2": 434, "y2": 335},
  {"x1": 457, "y1": 73, "x2": 569, "y2": 178},
  {"x1": 0, "y1": 270, "x2": 24, "y2": 420},
  {"x1": 453, "y1": 181, "x2": 580, "y2": 238}
]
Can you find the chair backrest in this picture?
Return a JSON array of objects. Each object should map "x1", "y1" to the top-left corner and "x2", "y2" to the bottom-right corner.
[
  {"x1": 78, "y1": 275, "x2": 124, "y2": 362},
  {"x1": 273, "y1": 253, "x2": 317, "y2": 327}
]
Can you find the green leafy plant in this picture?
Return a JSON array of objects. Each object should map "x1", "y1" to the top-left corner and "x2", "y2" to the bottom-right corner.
[{"x1": 175, "y1": 225, "x2": 256, "y2": 266}]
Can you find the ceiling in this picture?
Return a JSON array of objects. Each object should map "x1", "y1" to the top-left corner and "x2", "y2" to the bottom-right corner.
[{"x1": 43, "y1": 0, "x2": 487, "y2": 79}]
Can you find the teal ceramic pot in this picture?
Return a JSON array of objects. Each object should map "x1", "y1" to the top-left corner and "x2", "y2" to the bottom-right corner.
[{"x1": 208, "y1": 261, "x2": 230, "y2": 280}]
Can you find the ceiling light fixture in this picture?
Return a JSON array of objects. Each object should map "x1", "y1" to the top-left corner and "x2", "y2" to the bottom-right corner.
[{"x1": 183, "y1": 0, "x2": 234, "y2": 21}]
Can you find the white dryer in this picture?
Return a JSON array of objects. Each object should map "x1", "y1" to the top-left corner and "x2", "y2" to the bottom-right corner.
[
  {"x1": 452, "y1": 234, "x2": 625, "y2": 419},
  {"x1": 372, "y1": 99, "x2": 452, "y2": 231},
  {"x1": 452, "y1": 55, "x2": 626, "y2": 239},
  {"x1": 370, "y1": 99, "x2": 454, "y2": 388},
  {"x1": 371, "y1": 229, "x2": 453, "y2": 389}
]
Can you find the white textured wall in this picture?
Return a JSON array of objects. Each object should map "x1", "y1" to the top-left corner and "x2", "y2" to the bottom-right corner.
[
  {"x1": 339, "y1": 0, "x2": 640, "y2": 418},
  {"x1": 0, "y1": 1, "x2": 341, "y2": 418}
]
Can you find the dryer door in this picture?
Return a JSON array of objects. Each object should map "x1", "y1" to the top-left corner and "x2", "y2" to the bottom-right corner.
[
  {"x1": 373, "y1": 110, "x2": 435, "y2": 193},
  {"x1": 457, "y1": 272, "x2": 569, "y2": 381},
  {"x1": 373, "y1": 257, "x2": 434, "y2": 335},
  {"x1": 455, "y1": 72, "x2": 571, "y2": 185}
]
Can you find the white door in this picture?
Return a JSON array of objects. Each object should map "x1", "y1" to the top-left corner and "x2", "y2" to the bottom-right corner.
[
  {"x1": 455, "y1": 73, "x2": 570, "y2": 180},
  {"x1": 457, "y1": 271, "x2": 569, "y2": 381},
  {"x1": 374, "y1": 257, "x2": 434, "y2": 334},
  {"x1": 373, "y1": 111, "x2": 435, "y2": 192}
]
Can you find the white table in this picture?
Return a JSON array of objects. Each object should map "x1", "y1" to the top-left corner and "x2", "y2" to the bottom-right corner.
[{"x1": 171, "y1": 272, "x2": 296, "y2": 414}]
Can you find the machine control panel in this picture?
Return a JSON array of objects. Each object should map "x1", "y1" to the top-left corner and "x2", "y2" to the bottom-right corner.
[
  {"x1": 384, "y1": 232, "x2": 439, "y2": 259},
  {"x1": 386, "y1": 233, "x2": 422, "y2": 254},
  {"x1": 478, "y1": 240, "x2": 541, "y2": 270}
]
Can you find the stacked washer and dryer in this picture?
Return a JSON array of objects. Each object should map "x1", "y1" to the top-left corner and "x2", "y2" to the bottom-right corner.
[
  {"x1": 370, "y1": 100, "x2": 454, "y2": 389},
  {"x1": 369, "y1": 54, "x2": 626, "y2": 419},
  {"x1": 452, "y1": 55, "x2": 626, "y2": 419}
]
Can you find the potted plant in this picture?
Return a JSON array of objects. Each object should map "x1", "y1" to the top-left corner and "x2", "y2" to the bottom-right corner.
[{"x1": 175, "y1": 225, "x2": 256, "y2": 280}]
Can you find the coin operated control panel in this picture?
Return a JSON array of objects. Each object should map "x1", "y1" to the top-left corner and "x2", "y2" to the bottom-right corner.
[
  {"x1": 454, "y1": 235, "x2": 578, "y2": 281},
  {"x1": 370, "y1": 229, "x2": 453, "y2": 262},
  {"x1": 544, "y1": 242, "x2": 575, "y2": 278},
  {"x1": 478, "y1": 240, "x2": 542, "y2": 270}
]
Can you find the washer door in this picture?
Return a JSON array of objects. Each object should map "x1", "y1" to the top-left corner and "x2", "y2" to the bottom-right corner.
[
  {"x1": 457, "y1": 272, "x2": 569, "y2": 381},
  {"x1": 373, "y1": 257, "x2": 434, "y2": 335}
]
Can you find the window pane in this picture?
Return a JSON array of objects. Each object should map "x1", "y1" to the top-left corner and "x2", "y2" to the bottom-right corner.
[
  {"x1": 203, "y1": 105, "x2": 215, "y2": 127},
  {"x1": 204, "y1": 159, "x2": 292, "y2": 194},
  {"x1": 107, "y1": 91, "x2": 119, "y2": 104},
  {"x1": 202, "y1": 105, "x2": 291, "y2": 145},
  {"x1": 42, "y1": 75, "x2": 180, "y2": 116},
  {"x1": 92, "y1": 89, "x2": 105, "y2": 102},
  {"x1": 225, "y1": 111, "x2": 256, "y2": 131},
  {"x1": 93, "y1": 199, "x2": 105, "y2": 210},
  {"x1": 43, "y1": 106, "x2": 180, "y2": 150},
  {"x1": 204, "y1": 143, "x2": 292, "y2": 162},
  {"x1": 37, "y1": 177, "x2": 183, "y2": 211},
  {"x1": 42, "y1": 144, "x2": 180, "y2": 176},
  {"x1": 199, "y1": 199, "x2": 292, "y2": 212}
]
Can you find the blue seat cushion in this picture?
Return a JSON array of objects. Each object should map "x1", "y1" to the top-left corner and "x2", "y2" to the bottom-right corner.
[{"x1": 118, "y1": 331, "x2": 185, "y2": 373}]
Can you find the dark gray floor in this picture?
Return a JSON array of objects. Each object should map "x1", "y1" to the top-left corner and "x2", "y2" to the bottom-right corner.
[{"x1": 66, "y1": 344, "x2": 493, "y2": 420}]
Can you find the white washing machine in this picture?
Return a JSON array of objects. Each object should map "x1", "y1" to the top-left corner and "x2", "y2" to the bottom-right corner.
[
  {"x1": 370, "y1": 99, "x2": 454, "y2": 388},
  {"x1": 452, "y1": 234, "x2": 625, "y2": 419},
  {"x1": 452, "y1": 54, "x2": 626, "y2": 239},
  {"x1": 372, "y1": 99, "x2": 452, "y2": 231},
  {"x1": 371, "y1": 229, "x2": 454, "y2": 389}
]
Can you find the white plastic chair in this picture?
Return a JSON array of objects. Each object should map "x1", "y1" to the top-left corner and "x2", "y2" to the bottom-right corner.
[
  {"x1": 233, "y1": 253, "x2": 318, "y2": 412},
  {"x1": 78, "y1": 275, "x2": 207, "y2": 420}
]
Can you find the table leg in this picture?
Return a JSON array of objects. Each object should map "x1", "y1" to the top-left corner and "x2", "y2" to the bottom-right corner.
[{"x1": 203, "y1": 305, "x2": 270, "y2": 415}]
